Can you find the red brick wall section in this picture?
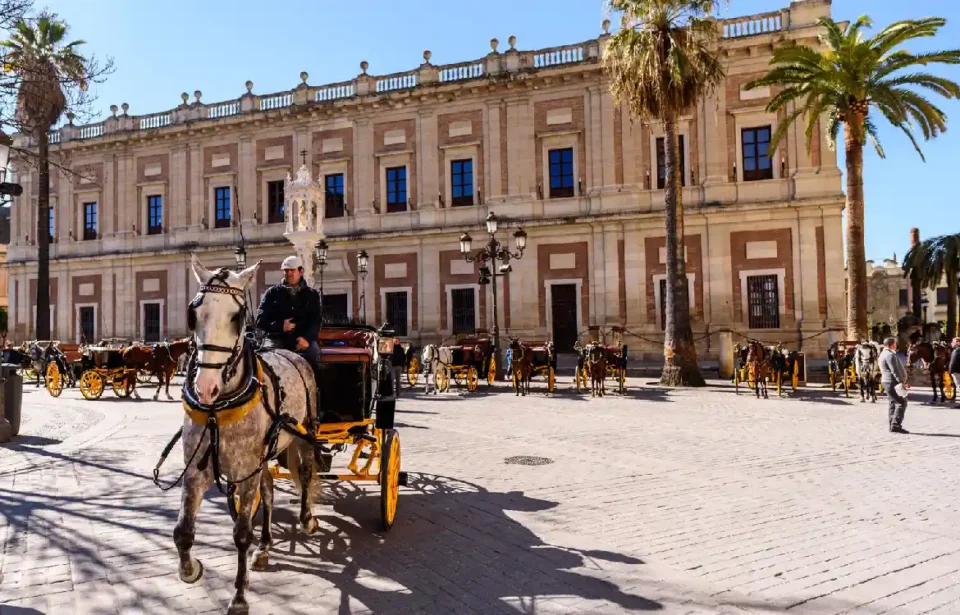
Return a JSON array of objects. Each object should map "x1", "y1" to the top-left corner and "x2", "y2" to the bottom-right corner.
[
  {"x1": 438, "y1": 250, "x2": 487, "y2": 331},
  {"x1": 203, "y1": 143, "x2": 239, "y2": 174},
  {"x1": 613, "y1": 105, "x2": 624, "y2": 186},
  {"x1": 534, "y1": 98, "x2": 586, "y2": 195},
  {"x1": 71, "y1": 274, "x2": 102, "y2": 341},
  {"x1": 135, "y1": 271, "x2": 168, "y2": 340},
  {"x1": 255, "y1": 262, "x2": 283, "y2": 303},
  {"x1": 618, "y1": 239, "x2": 627, "y2": 322},
  {"x1": 536, "y1": 242, "x2": 589, "y2": 328},
  {"x1": 438, "y1": 110, "x2": 484, "y2": 205},
  {"x1": 373, "y1": 253, "x2": 418, "y2": 331},
  {"x1": 816, "y1": 226, "x2": 827, "y2": 320},
  {"x1": 256, "y1": 136, "x2": 293, "y2": 169},
  {"x1": 640, "y1": 124, "x2": 651, "y2": 188},
  {"x1": 499, "y1": 104, "x2": 509, "y2": 196},
  {"x1": 373, "y1": 119, "x2": 417, "y2": 211},
  {"x1": 644, "y1": 235, "x2": 704, "y2": 324},
  {"x1": 71, "y1": 163, "x2": 102, "y2": 189},
  {"x1": 312, "y1": 128, "x2": 355, "y2": 215},
  {"x1": 28, "y1": 277, "x2": 58, "y2": 337},
  {"x1": 730, "y1": 229, "x2": 795, "y2": 327}
]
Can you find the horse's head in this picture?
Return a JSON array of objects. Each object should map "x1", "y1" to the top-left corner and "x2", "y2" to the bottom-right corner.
[
  {"x1": 746, "y1": 341, "x2": 765, "y2": 363},
  {"x1": 188, "y1": 253, "x2": 261, "y2": 405},
  {"x1": 169, "y1": 338, "x2": 192, "y2": 360},
  {"x1": 906, "y1": 342, "x2": 926, "y2": 368}
]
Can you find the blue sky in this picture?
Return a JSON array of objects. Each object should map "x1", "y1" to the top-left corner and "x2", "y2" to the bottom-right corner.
[{"x1": 45, "y1": 0, "x2": 960, "y2": 262}]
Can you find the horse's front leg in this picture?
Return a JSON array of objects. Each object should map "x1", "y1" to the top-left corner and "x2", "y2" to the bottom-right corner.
[
  {"x1": 166, "y1": 368, "x2": 176, "y2": 400},
  {"x1": 932, "y1": 372, "x2": 940, "y2": 403},
  {"x1": 174, "y1": 466, "x2": 212, "y2": 585},
  {"x1": 297, "y1": 441, "x2": 319, "y2": 535},
  {"x1": 154, "y1": 371, "x2": 163, "y2": 401},
  {"x1": 227, "y1": 476, "x2": 259, "y2": 615},
  {"x1": 252, "y1": 468, "x2": 274, "y2": 571}
]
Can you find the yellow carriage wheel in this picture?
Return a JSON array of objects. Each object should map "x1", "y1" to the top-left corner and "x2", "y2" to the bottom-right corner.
[
  {"x1": 487, "y1": 356, "x2": 496, "y2": 385},
  {"x1": 436, "y1": 369, "x2": 449, "y2": 392},
  {"x1": 79, "y1": 371, "x2": 105, "y2": 400},
  {"x1": 747, "y1": 366, "x2": 757, "y2": 390},
  {"x1": 548, "y1": 367, "x2": 556, "y2": 392},
  {"x1": 112, "y1": 373, "x2": 135, "y2": 398},
  {"x1": 945, "y1": 373, "x2": 957, "y2": 401},
  {"x1": 466, "y1": 366, "x2": 479, "y2": 392},
  {"x1": 618, "y1": 367, "x2": 625, "y2": 393},
  {"x1": 407, "y1": 356, "x2": 420, "y2": 386},
  {"x1": 776, "y1": 371, "x2": 782, "y2": 396},
  {"x1": 45, "y1": 362, "x2": 64, "y2": 398},
  {"x1": 829, "y1": 369, "x2": 837, "y2": 392},
  {"x1": 380, "y1": 429, "x2": 401, "y2": 531}
]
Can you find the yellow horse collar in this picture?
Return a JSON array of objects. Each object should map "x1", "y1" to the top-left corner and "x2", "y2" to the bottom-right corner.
[{"x1": 183, "y1": 360, "x2": 264, "y2": 427}]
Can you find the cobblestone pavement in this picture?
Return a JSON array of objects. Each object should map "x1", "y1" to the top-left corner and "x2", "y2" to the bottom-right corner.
[{"x1": 3, "y1": 377, "x2": 960, "y2": 614}]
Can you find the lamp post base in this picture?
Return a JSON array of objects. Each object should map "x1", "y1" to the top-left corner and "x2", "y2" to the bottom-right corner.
[{"x1": 0, "y1": 417, "x2": 12, "y2": 444}]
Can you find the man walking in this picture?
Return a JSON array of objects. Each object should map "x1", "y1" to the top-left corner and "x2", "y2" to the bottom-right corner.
[
  {"x1": 879, "y1": 337, "x2": 910, "y2": 434},
  {"x1": 949, "y1": 338, "x2": 960, "y2": 402},
  {"x1": 390, "y1": 339, "x2": 405, "y2": 398}
]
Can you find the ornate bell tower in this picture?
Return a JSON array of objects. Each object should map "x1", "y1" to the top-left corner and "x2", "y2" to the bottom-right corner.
[{"x1": 283, "y1": 160, "x2": 325, "y2": 286}]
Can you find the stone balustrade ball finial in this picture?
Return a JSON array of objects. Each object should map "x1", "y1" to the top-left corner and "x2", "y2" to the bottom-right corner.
[
  {"x1": 66, "y1": 111, "x2": 74, "y2": 124},
  {"x1": 181, "y1": 92, "x2": 189, "y2": 105},
  {"x1": 194, "y1": 90, "x2": 202, "y2": 103},
  {"x1": 300, "y1": 71, "x2": 308, "y2": 84},
  {"x1": 121, "y1": 103, "x2": 129, "y2": 115},
  {"x1": 110, "y1": 104, "x2": 118, "y2": 117},
  {"x1": 490, "y1": 38, "x2": 499, "y2": 53},
  {"x1": 508, "y1": 35, "x2": 517, "y2": 50},
  {"x1": 245, "y1": 80, "x2": 253, "y2": 93},
  {"x1": 423, "y1": 50, "x2": 431, "y2": 63},
  {"x1": 360, "y1": 61, "x2": 369, "y2": 74},
  {"x1": 602, "y1": 18, "x2": 611, "y2": 34}
]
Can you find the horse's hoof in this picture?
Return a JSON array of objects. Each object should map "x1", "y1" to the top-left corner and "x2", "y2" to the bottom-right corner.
[
  {"x1": 301, "y1": 517, "x2": 319, "y2": 535},
  {"x1": 227, "y1": 597, "x2": 250, "y2": 615},
  {"x1": 178, "y1": 559, "x2": 203, "y2": 584},
  {"x1": 251, "y1": 550, "x2": 270, "y2": 571}
]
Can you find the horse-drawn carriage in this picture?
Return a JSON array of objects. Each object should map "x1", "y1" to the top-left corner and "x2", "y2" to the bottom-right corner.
[
  {"x1": 827, "y1": 340, "x2": 860, "y2": 396},
  {"x1": 434, "y1": 334, "x2": 495, "y2": 393},
  {"x1": 907, "y1": 339, "x2": 955, "y2": 402},
  {"x1": 574, "y1": 329, "x2": 628, "y2": 395},
  {"x1": 78, "y1": 346, "x2": 138, "y2": 400},
  {"x1": 43, "y1": 342, "x2": 85, "y2": 397},
  {"x1": 508, "y1": 338, "x2": 556, "y2": 395},
  {"x1": 733, "y1": 340, "x2": 801, "y2": 397}
]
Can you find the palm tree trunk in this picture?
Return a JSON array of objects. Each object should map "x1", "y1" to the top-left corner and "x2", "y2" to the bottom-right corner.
[
  {"x1": 844, "y1": 116, "x2": 868, "y2": 340},
  {"x1": 35, "y1": 129, "x2": 51, "y2": 340},
  {"x1": 659, "y1": 112, "x2": 704, "y2": 387},
  {"x1": 947, "y1": 269, "x2": 958, "y2": 339}
]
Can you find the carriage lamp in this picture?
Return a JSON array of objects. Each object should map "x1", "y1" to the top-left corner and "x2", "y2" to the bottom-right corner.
[
  {"x1": 485, "y1": 212, "x2": 499, "y2": 235},
  {"x1": 459, "y1": 232, "x2": 473, "y2": 255},
  {"x1": 0, "y1": 131, "x2": 22, "y2": 200},
  {"x1": 357, "y1": 249, "x2": 369, "y2": 324},
  {"x1": 314, "y1": 239, "x2": 329, "y2": 266},
  {"x1": 233, "y1": 245, "x2": 247, "y2": 270},
  {"x1": 513, "y1": 227, "x2": 527, "y2": 252},
  {"x1": 357, "y1": 249, "x2": 369, "y2": 276}
]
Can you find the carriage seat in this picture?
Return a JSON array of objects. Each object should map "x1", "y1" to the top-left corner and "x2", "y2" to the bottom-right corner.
[
  {"x1": 59, "y1": 343, "x2": 83, "y2": 364},
  {"x1": 317, "y1": 329, "x2": 374, "y2": 363}
]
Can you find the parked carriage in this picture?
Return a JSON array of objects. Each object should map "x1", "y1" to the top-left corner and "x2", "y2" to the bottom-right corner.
[
  {"x1": 513, "y1": 340, "x2": 557, "y2": 394},
  {"x1": 43, "y1": 342, "x2": 86, "y2": 397},
  {"x1": 399, "y1": 343, "x2": 421, "y2": 387},
  {"x1": 78, "y1": 346, "x2": 138, "y2": 400},
  {"x1": 828, "y1": 340, "x2": 859, "y2": 396},
  {"x1": 434, "y1": 334, "x2": 496, "y2": 393}
]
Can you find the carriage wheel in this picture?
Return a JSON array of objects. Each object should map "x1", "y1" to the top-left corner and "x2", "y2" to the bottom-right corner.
[
  {"x1": 829, "y1": 369, "x2": 837, "y2": 392},
  {"x1": 487, "y1": 356, "x2": 496, "y2": 385},
  {"x1": 747, "y1": 366, "x2": 757, "y2": 390},
  {"x1": 547, "y1": 367, "x2": 556, "y2": 393},
  {"x1": 380, "y1": 429, "x2": 401, "y2": 531},
  {"x1": 136, "y1": 370, "x2": 153, "y2": 384},
  {"x1": 466, "y1": 366, "x2": 479, "y2": 392},
  {"x1": 45, "y1": 362, "x2": 64, "y2": 398},
  {"x1": 23, "y1": 367, "x2": 38, "y2": 383},
  {"x1": 226, "y1": 483, "x2": 262, "y2": 523},
  {"x1": 79, "y1": 371, "x2": 105, "y2": 400},
  {"x1": 407, "y1": 356, "x2": 420, "y2": 386},
  {"x1": 945, "y1": 373, "x2": 957, "y2": 401},
  {"x1": 436, "y1": 369, "x2": 449, "y2": 393},
  {"x1": 112, "y1": 374, "x2": 135, "y2": 398},
  {"x1": 453, "y1": 369, "x2": 466, "y2": 387}
]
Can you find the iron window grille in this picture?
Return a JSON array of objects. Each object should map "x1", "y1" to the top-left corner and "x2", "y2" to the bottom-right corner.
[
  {"x1": 656, "y1": 136, "x2": 686, "y2": 190},
  {"x1": 48, "y1": 208, "x2": 54, "y2": 242},
  {"x1": 451, "y1": 287, "x2": 476, "y2": 334},
  {"x1": 147, "y1": 195, "x2": 163, "y2": 235},
  {"x1": 267, "y1": 180, "x2": 285, "y2": 224},
  {"x1": 325, "y1": 174, "x2": 345, "y2": 218},
  {"x1": 742, "y1": 127, "x2": 773, "y2": 181},
  {"x1": 386, "y1": 167, "x2": 407, "y2": 213},
  {"x1": 322, "y1": 293, "x2": 349, "y2": 324},
  {"x1": 451, "y1": 160, "x2": 474, "y2": 207},
  {"x1": 899, "y1": 288, "x2": 909, "y2": 307},
  {"x1": 144, "y1": 302, "x2": 162, "y2": 343},
  {"x1": 83, "y1": 202, "x2": 98, "y2": 241},
  {"x1": 746, "y1": 274, "x2": 780, "y2": 329},
  {"x1": 937, "y1": 287, "x2": 949, "y2": 305},
  {"x1": 548, "y1": 148, "x2": 574, "y2": 198},
  {"x1": 385, "y1": 291, "x2": 408, "y2": 337},
  {"x1": 214, "y1": 187, "x2": 231, "y2": 228},
  {"x1": 79, "y1": 306, "x2": 95, "y2": 342}
]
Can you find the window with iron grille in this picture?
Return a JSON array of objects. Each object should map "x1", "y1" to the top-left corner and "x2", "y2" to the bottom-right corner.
[
  {"x1": 548, "y1": 148, "x2": 574, "y2": 198},
  {"x1": 746, "y1": 274, "x2": 780, "y2": 329},
  {"x1": 78, "y1": 306, "x2": 95, "y2": 343},
  {"x1": 899, "y1": 288, "x2": 909, "y2": 307},
  {"x1": 267, "y1": 180, "x2": 284, "y2": 224},
  {"x1": 215, "y1": 187, "x2": 231, "y2": 228},
  {"x1": 147, "y1": 195, "x2": 163, "y2": 235},
  {"x1": 144, "y1": 302, "x2": 162, "y2": 343},
  {"x1": 742, "y1": 127, "x2": 773, "y2": 181},
  {"x1": 937, "y1": 287, "x2": 949, "y2": 305},
  {"x1": 659, "y1": 278, "x2": 667, "y2": 330},
  {"x1": 451, "y1": 288, "x2": 476, "y2": 334},
  {"x1": 386, "y1": 167, "x2": 407, "y2": 213},
  {"x1": 656, "y1": 136, "x2": 686, "y2": 190},
  {"x1": 48, "y1": 208, "x2": 54, "y2": 242},
  {"x1": 323, "y1": 293, "x2": 349, "y2": 323},
  {"x1": 385, "y1": 291, "x2": 408, "y2": 337},
  {"x1": 83, "y1": 202, "x2": 97, "y2": 240},
  {"x1": 325, "y1": 174, "x2": 345, "y2": 218},
  {"x1": 451, "y1": 159, "x2": 473, "y2": 207}
]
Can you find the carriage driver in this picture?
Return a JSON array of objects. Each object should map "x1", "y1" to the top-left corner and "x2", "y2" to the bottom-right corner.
[{"x1": 254, "y1": 256, "x2": 324, "y2": 416}]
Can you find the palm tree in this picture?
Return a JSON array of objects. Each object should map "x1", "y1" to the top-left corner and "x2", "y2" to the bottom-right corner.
[
  {"x1": 603, "y1": 0, "x2": 723, "y2": 386},
  {"x1": 746, "y1": 16, "x2": 960, "y2": 341},
  {"x1": 903, "y1": 234, "x2": 960, "y2": 339},
  {"x1": 2, "y1": 13, "x2": 88, "y2": 340}
]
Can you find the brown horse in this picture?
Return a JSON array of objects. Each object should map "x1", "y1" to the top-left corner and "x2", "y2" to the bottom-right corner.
[
  {"x1": 122, "y1": 338, "x2": 192, "y2": 400},
  {"x1": 587, "y1": 343, "x2": 606, "y2": 397},
  {"x1": 907, "y1": 341, "x2": 951, "y2": 402},
  {"x1": 745, "y1": 341, "x2": 769, "y2": 399},
  {"x1": 508, "y1": 338, "x2": 532, "y2": 396}
]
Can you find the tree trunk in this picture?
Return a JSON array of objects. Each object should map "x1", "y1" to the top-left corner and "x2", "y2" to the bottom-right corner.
[
  {"x1": 946, "y1": 269, "x2": 958, "y2": 340},
  {"x1": 659, "y1": 112, "x2": 704, "y2": 387},
  {"x1": 844, "y1": 116, "x2": 868, "y2": 341},
  {"x1": 35, "y1": 129, "x2": 51, "y2": 340}
]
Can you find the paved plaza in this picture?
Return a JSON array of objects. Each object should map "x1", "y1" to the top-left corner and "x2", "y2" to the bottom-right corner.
[{"x1": 3, "y1": 377, "x2": 960, "y2": 614}]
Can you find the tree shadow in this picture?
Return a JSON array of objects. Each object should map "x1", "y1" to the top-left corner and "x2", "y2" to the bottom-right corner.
[
  {"x1": 908, "y1": 432, "x2": 960, "y2": 438},
  {"x1": 2, "y1": 436, "x2": 61, "y2": 447},
  {"x1": 262, "y1": 473, "x2": 663, "y2": 613},
  {"x1": 0, "y1": 607, "x2": 46, "y2": 614}
]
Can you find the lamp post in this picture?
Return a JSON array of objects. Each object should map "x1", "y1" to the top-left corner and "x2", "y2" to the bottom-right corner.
[
  {"x1": 0, "y1": 132, "x2": 22, "y2": 202},
  {"x1": 357, "y1": 249, "x2": 369, "y2": 324},
  {"x1": 233, "y1": 245, "x2": 247, "y2": 271},
  {"x1": 459, "y1": 212, "x2": 526, "y2": 380}
]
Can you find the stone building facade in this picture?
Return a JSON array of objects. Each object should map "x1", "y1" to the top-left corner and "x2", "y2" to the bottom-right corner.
[{"x1": 7, "y1": 0, "x2": 846, "y2": 358}]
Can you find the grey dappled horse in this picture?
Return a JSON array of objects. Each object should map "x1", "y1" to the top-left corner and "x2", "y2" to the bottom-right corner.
[
  {"x1": 420, "y1": 344, "x2": 452, "y2": 394},
  {"x1": 854, "y1": 342, "x2": 880, "y2": 403},
  {"x1": 175, "y1": 255, "x2": 319, "y2": 615}
]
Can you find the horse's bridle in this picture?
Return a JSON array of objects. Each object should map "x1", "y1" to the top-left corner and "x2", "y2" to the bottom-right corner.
[{"x1": 187, "y1": 270, "x2": 249, "y2": 387}]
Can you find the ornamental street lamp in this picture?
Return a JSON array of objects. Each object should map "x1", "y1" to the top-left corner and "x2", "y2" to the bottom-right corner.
[
  {"x1": 314, "y1": 238, "x2": 329, "y2": 291},
  {"x1": 0, "y1": 132, "x2": 22, "y2": 201},
  {"x1": 459, "y1": 212, "x2": 527, "y2": 380},
  {"x1": 233, "y1": 245, "x2": 247, "y2": 271},
  {"x1": 357, "y1": 249, "x2": 369, "y2": 324}
]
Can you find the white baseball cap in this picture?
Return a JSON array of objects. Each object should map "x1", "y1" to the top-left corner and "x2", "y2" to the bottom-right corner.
[{"x1": 280, "y1": 256, "x2": 303, "y2": 270}]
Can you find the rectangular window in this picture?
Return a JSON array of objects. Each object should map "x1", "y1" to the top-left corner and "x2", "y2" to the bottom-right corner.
[
  {"x1": 322, "y1": 293, "x2": 349, "y2": 324},
  {"x1": 325, "y1": 174, "x2": 345, "y2": 219},
  {"x1": 548, "y1": 148, "x2": 574, "y2": 198},
  {"x1": 899, "y1": 288, "x2": 909, "y2": 307},
  {"x1": 147, "y1": 195, "x2": 163, "y2": 235},
  {"x1": 742, "y1": 127, "x2": 773, "y2": 181},
  {"x1": 937, "y1": 287, "x2": 949, "y2": 305},
  {"x1": 385, "y1": 167, "x2": 407, "y2": 213},
  {"x1": 267, "y1": 180, "x2": 284, "y2": 225},
  {"x1": 385, "y1": 291, "x2": 408, "y2": 337},
  {"x1": 143, "y1": 302, "x2": 162, "y2": 343},
  {"x1": 48, "y1": 208, "x2": 54, "y2": 242},
  {"x1": 746, "y1": 274, "x2": 780, "y2": 329},
  {"x1": 451, "y1": 288, "x2": 476, "y2": 334},
  {"x1": 659, "y1": 278, "x2": 667, "y2": 331},
  {"x1": 656, "y1": 136, "x2": 686, "y2": 190},
  {"x1": 451, "y1": 159, "x2": 474, "y2": 207},
  {"x1": 78, "y1": 306, "x2": 95, "y2": 343},
  {"x1": 214, "y1": 187, "x2": 231, "y2": 228},
  {"x1": 83, "y1": 202, "x2": 98, "y2": 241}
]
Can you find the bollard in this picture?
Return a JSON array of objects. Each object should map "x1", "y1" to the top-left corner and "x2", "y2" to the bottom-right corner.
[
  {"x1": 4, "y1": 367, "x2": 22, "y2": 436},
  {"x1": 718, "y1": 331, "x2": 734, "y2": 380}
]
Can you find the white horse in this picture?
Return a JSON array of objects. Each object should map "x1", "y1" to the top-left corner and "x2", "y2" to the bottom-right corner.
[
  {"x1": 855, "y1": 341, "x2": 881, "y2": 403},
  {"x1": 170, "y1": 255, "x2": 320, "y2": 614},
  {"x1": 420, "y1": 344, "x2": 452, "y2": 394}
]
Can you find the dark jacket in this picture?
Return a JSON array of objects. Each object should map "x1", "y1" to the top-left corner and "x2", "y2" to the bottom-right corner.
[
  {"x1": 255, "y1": 280, "x2": 322, "y2": 349},
  {"x1": 391, "y1": 344, "x2": 406, "y2": 368},
  {"x1": 950, "y1": 346, "x2": 960, "y2": 374}
]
